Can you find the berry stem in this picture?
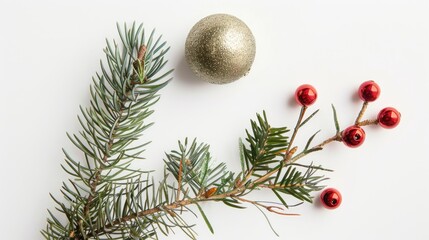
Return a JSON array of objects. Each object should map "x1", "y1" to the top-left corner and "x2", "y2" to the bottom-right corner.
[
  {"x1": 356, "y1": 119, "x2": 378, "y2": 127},
  {"x1": 355, "y1": 101, "x2": 368, "y2": 125},
  {"x1": 289, "y1": 133, "x2": 342, "y2": 163},
  {"x1": 285, "y1": 106, "x2": 307, "y2": 161}
]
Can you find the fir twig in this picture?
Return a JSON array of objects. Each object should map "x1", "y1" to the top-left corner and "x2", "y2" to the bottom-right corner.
[{"x1": 43, "y1": 23, "x2": 173, "y2": 239}]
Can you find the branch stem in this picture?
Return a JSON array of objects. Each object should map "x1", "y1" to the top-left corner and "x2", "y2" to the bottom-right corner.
[
  {"x1": 355, "y1": 101, "x2": 368, "y2": 125},
  {"x1": 290, "y1": 133, "x2": 342, "y2": 163},
  {"x1": 91, "y1": 166, "x2": 306, "y2": 237},
  {"x1": 285, "y1": 106, "x2": 307, "y2": 160},
  {"x1": 357, "y1": 119, "x2": 378, "y2": 127},
  {"x1": 77, "y1": 45, "x2": 147, "y2": 239},
  {"x1": 176, "y1": 157, "x2": 184, "y2": 201},
  {"x1": 78, "y1": 108, "x2": 124, "y2": 239},
  {"x1": 232, "y1": 196, "x2": 299, "y2": 216}
]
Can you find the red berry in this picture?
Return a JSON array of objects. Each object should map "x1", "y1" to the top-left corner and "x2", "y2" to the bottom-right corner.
[
  {"x1": 378, "y1": 107, "x2": 401, "y2": 129},
  {"x1": 358, "y1": 80, "x2": 380, "y2": 102},
  {"x1": 295, "y1": 84, "x2": 317, "y2": 106},
  {"x1": 342, "y1": 126, "x2": 366, "y2": 148},
  {"x1": 320, "y1": 188, "x2": 342, "y2": 209}
]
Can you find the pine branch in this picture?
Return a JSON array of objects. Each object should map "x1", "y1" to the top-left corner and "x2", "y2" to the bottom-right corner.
[
  {"x1": 87, "y1": 111, "x2": 330, "y2": 235},
  {"x1": 47, "y1": 100, "x2": 330, "y2": 239},
  {"x1": 43, "y1": 23, "x2": 173, "y2": 239}
]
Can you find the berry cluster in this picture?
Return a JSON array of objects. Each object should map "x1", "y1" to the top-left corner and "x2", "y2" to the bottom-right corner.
[
  {"x1": 295, "y1": 81, "x2": 401, "y2": 148},
  {"x1": 345, "y1": 80, "x2": 401, "y2": 147},
  {"x1": 294, "y1": 81, "x2": 401, "y2": 209}
]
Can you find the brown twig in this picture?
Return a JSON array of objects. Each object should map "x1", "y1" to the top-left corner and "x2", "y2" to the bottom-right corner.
[
  {"x1": 284, "y1": 106, "x2": 307, "y2": 161},
  {"x1": 355, "y1": 101, "x2": 368, "y2": 125},
  {"x1": 233, "y1": 196, "x2": 299, "y2": 216},
  {"x1": 289, "y1": 133, "x2": 342, "y2": 164},
  {"x1": 357, "y1": 119, "x2": 378, "y2": 127},
  {"x1": 260, "y1": 183, "x2": 305, "y2": 189},
  {"x1": 176, "y1": 157, "x2": 184, "y2": 201},
  {"x1": 267, "y1": 206, "x2": 300, "y2": 216}
]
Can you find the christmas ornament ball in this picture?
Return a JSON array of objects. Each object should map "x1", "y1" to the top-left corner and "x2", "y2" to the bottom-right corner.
[
  {"x1": 295, "y1": 84, "x2": 318, "y2": 106},
  {"x1": 358, "y1": 80, "x2": 381, "y2": 102},
  {"x1": 342, "y1": 125, "x2": 366, "y2": 148},
  {"x1": 378, "y1": 107, "x2": 401, "y2": 129},
  {"x1": 320, "y1": 188, "x2": 342, "y2": 209},
  {"x1": 185, "y1": 14, "x2": 256, "y2": 84}
]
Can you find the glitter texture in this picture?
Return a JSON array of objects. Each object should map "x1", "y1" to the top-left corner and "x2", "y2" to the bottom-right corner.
[{"x1": 185, "y1": 14, "x2": 256, "y2": 84}]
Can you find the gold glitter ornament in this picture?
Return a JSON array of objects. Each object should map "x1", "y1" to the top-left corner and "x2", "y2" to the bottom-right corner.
[{"x1": 185, "y1": 14, "x2": 256, "y2": 84}]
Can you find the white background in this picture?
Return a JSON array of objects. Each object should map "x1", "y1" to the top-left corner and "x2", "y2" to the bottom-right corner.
[{"x1": 1, "y1": 0, "x2": 428, "y2": 239}]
